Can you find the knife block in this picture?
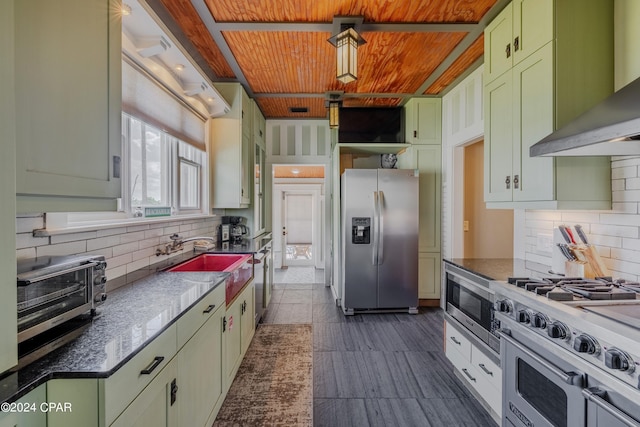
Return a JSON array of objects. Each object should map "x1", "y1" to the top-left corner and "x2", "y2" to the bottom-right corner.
[
  {"x1": 552, "y1": 228, "x2": 567, "y2": 274},
  {"x1": 564, "y1": 260, "x2": 594, "y2": 279}
]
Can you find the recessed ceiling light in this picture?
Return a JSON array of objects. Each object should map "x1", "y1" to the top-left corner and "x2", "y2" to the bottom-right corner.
[
  {"x1": 207, "y1": 97, "x2": 214, "y2": 103},
  {"x1": 121, "y1": 4, "x2": 132, "y2": 15},
  {"x1": 175, "y1": 64, "x2": 185, "y2": 72},
  {"x1": 291, "y1": 169, "x2": 300, "y2": 175}
]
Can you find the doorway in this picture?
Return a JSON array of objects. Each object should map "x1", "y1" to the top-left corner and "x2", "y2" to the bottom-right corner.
[
  {"x1": 463, "y1": 140, "x2": 513, "y2": 257},
  {"x1": 271, "y1": 165, "x2": 325, "y2": 271},
  {"x1": 283, "y1": 192, "x2": 315, "y2": 266}
]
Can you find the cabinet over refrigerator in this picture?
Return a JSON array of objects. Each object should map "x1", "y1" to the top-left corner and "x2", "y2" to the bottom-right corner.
[{"x1": 341, "y1": 169, "x2": 419, "y2": 315}]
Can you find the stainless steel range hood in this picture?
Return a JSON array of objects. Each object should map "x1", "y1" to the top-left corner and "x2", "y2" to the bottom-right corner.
[{"x1": 530, "y1": 76, "x2": 640, "y2": 157}]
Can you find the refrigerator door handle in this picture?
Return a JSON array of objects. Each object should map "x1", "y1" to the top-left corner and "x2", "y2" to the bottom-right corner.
[
  {"x1": 372, "y1": 191, "x2": 379, "y2": 265},
  {"x1": 378, "y1": 191, "x2": 384, "y2": 264}
]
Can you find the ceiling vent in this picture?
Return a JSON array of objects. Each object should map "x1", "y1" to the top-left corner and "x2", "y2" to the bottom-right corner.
[{"x1": 289, "y1": 107, "x2": 308, "y2": 113}]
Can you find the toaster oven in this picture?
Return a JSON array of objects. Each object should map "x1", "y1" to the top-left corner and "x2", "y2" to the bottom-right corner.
[{"x1": 16, "y1": 255, "x2": 107, "y2": 343}]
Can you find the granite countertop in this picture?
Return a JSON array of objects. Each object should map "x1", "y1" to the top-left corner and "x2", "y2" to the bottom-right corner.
[
  {"x1": 0, "y1": 267, "x2": 228, "y2": 404},
  {"x1": 444, "y1": 258, "x2": 552, "y2": 282}
]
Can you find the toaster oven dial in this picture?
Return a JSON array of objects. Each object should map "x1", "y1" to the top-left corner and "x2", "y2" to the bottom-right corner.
[
  {"x1": 94, "y1": 293, "x2": 108, "y2": 303},
  {"x1": 94, "y1": 275, "x2": 107, "y2": 286}
]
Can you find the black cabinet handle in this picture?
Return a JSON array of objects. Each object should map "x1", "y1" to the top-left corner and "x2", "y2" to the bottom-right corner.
[
  {"x1": 505, "y1": 175, "x2": 511, "y2": 189},
  {"x1": 413, "y1": 130, "x2": 417, "y2": 138},
  {"x1": 170, "y1": 379, "x2": 178, "y2": 406},
  {"x1": 478, "y1": 363, "x2": 494, "y2": 376},
  {"x1": 462, "y1": 368, "x2": 477, "y2": 382},
  {"x1": 450, "y1": 336, "x2": 461, "y2": 345},
  {"x1": 506, "y1": 43, "x2": 511, "y2": 58},
  {"x1": 203, "y1": 304, "x2": 216, "y2": 314},
  {"x1": 223, "y1": 316, "x2": 227, "y2": 332},
  {"x1": 514, "y1": 174, "x2": 519, "y2": 189},
  {"x1": 140, "y1": 356, "x2": 165, "y2": 375},
  {"x1": 514, "y1": 36, "x2": 520, "y2": 52}
]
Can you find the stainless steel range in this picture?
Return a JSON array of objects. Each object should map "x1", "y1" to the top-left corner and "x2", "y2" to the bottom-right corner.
[{"x1": 492, "y1": 276, "x2": 640, "y2": 427}]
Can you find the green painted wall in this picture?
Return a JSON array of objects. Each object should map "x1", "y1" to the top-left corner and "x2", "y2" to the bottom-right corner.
[{"x1": 615, "y1": 0, "x2": 640, "y2": 89}]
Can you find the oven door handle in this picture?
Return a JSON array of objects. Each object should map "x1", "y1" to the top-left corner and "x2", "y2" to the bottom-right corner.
[
  {"x1": 18, "y1": 262, "x2": 100, "y2": 286},
  {"x1": 499, "y1": 329, "x2": 583, "y2": 386},
  {"x1": 582, "y1": 388, "x2": 640, "y2": 427}
]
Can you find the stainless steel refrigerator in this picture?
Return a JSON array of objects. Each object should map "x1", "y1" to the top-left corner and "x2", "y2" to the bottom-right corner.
[{"x1": 340, "y1": 168, "x2": 419, "y2": 315}]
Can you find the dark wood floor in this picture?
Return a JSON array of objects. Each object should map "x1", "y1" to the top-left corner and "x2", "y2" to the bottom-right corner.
[{"x1": 263, "y1": 269, "x2": 497, "y2": 427}]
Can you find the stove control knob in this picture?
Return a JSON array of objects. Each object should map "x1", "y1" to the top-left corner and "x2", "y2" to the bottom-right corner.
[
  {"x1": 547, "y1": 321, "x2": 570, "y2": 340},
  {"x1": 533, "y1": 313, "x2": 549, "y2": 329},
  {"x1": 517, "y1": 309, "x2": 534, "y2": 324},
  {"x1": 573, "y1": 334, "x2": 601, "y2": 355},
  {"x1": 605, "y1": 348, "x2": 635, "y2": 373},
  {"x1": 495, "y1": 299, "x2": 513, "y2": 313}
]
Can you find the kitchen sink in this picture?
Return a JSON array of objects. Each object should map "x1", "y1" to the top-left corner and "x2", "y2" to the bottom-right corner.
[
  {"x1": 167, "y1": 253, "x2": 253, "y2": 304},
  {"x1": 167, "y1": 253, "x2": 250, "y2": 273}
]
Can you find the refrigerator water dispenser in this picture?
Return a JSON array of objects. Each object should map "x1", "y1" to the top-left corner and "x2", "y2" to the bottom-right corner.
[{"x1": 352, "y1": 217, "x2": 371, "y2": 244}]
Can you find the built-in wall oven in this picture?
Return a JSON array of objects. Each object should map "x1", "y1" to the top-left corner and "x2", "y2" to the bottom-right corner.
[{"x1": 445, "y1": 263, "x2": 500, "y2": 354}]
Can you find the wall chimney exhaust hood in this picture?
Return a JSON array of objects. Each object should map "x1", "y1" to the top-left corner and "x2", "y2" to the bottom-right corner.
[{"x1": 530, "y1": 76, "x2": 640, "y2": 157}]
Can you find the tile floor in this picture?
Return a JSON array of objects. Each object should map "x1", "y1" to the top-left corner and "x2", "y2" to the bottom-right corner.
[{"x1": 260, "y1": 267, "x2": 497, "y2": 427}]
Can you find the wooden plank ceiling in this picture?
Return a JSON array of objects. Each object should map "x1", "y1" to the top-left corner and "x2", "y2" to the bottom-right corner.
[{"x1": 151, "y1": 0, "x2": 503, "y2": 119}]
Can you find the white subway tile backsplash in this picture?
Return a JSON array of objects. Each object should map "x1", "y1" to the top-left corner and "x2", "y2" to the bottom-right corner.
[
  {"x1": 625, "y1": 177, "x2": 640, "y2": 190},
  {"x1": 16, "y1": 216, "x2": 44, "y2": 233},
  {"x1": 612, "y1": 190, "x2": 640, "y2": 203},
  {"x1": 605, "y1": 258, "x2": 640, "y2": 276},
  {"x1": 87, "y1": 235, "x2": 121, "y2": 251},
  {"x1": 37, "y1": 241, "x2": 87, "y2": 257},
  {"x1": 611, "y1": 203, "x2": 638, "y2": 214},
  {"x1": 590, "y1": 223, "x2": 639, "y2": 239},
  {"x1": 599, "y1": 213, "x2": 640, "y2": 227},
  {"x1": 610, "y1": 247, "x2": 640, "y2": 262},
  {"x1": 611, "y1": 165, "x2": 638, "y2": 180},
  {"x1": 612, "y1": 179, "x2": 626, "y2": 192},
  {"x1": 112, "y1": 242, "x2": 139, "y2": 257},
  {"x1": 16, "y1": 233, "x2": 49, "y2": 250},
  {"x1": 50, "y1": 231, "x2": 98, "y2": 244},
  {"x1": 588, "y1": 234, "x2": 622, "y2": 248},
  {"x1": 525, "y1": 211, "x2": 562, "y2": 221},
  {"x1": 16, "y1": 215, "x2": 220, "y2": 281},
  {"x1": 559, "y1": 212, "x2": 602, "y2": 224},
  {"x1": 611, "y1": 157, "x2": 640, "y2": 167},
  {"x1": 96, "y1": 227, "x2": 127, "y2": 238}
]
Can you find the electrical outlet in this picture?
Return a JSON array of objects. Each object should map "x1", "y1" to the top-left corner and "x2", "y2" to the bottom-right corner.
[
  {"x1": 463, "y1": 220, "x2": 469, "y2": 232},
  {"x1": 537, "y1": 233, "x2": 553, "y2": 253}
]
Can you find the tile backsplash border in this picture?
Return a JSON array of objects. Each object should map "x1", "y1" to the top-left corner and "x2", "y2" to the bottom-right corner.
[
  {"x1": 524, "y1": 156, "x2": 640, "y2": 281},
  {"x1": 16, "y1": 213, "x2": 221, "y2": 282}
]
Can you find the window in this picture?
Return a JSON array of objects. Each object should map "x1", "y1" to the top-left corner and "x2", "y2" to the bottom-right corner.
[{"x1": 122, "y1": 113, "x2": 207, "y2": 215}]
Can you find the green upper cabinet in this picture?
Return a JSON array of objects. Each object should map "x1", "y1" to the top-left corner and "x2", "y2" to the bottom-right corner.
[
  {"x1": 14, "y1": 0, "x2": 122, "y2": 213},
  {"x1": 210, "y1": 83, "x2": 252, "y2": 208},
  {"x1": 404, "y1": 98, "x2": 442, "y2": 145},
  {"x1": 484, "y1": 0, "x2": 613, "y2": 210},
  {"x1": 484, "y1": 1, "x2": 553, "y2": 84}
]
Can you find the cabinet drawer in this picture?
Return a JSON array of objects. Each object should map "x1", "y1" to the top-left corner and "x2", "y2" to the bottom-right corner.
[
  {"x1": 471, "y1": 347, "x2": 502, "y2": 390},
  {"x1": 446, "y1": 344, "x2": 501, "y2": 416},
  {"x1": 102, "y1": 324, "x2": 177, "y2": 426},
  {"x1": 176, "y1": 284, "x2": 225, "y2": 349},
  {"x1": 445, "y1": 320, "x2": 471, "y2": 361}
]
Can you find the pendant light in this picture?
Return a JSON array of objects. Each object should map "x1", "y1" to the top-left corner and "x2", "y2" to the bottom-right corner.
[{"x1": 328, "y1": 20, "x2": 366, "y2": 83}]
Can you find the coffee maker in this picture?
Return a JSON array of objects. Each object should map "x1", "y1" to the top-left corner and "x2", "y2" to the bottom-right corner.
[{"x1": 222, "y1": 216, "x2": 248, "y2": 243}]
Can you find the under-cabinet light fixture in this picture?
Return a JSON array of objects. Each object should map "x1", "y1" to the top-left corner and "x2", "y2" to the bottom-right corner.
[{"x1": 121, "y1": 4, "x2": 132, "y2": 16}]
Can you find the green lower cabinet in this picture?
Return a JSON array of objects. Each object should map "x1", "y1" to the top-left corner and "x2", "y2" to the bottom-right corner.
[
  {"x1": 0, "y1": 384, "x2": 47, "y2": 427},
  {"x1": 178, "y1": 306, "x2": 225, "y2": 427},
  {"x1": 110, "y1": 359, "x2": 178, "y2": 427},
  {"x1": 224, "y1": 293, "x2": 243, "y2": 392},
  {"x1": 418, "y1": 253, "x2": 441, "y2": 300},
  {"x1": 240, "y1": 283, "x2": 255, "y2": 356}
]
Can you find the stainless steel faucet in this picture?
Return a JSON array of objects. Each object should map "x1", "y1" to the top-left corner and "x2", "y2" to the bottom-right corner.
[{"x1": 156, "y1": 234, "x2": 216, "y2": 256}]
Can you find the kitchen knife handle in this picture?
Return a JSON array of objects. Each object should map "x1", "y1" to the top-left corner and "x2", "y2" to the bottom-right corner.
[
  {"x1": 575, "y1": 225, "x2": 589, "y2": 245},
  {"x1": 565, "y1": 227, "x2": 577, "y2": 244},
  {"x1": 558, "y1": 225, "x2": 572, "y2": 244}
]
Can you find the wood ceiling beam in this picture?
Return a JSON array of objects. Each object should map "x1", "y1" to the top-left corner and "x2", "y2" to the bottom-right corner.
[{"x1": 211, "y1": 22, "x2": 478, "y2": 33}]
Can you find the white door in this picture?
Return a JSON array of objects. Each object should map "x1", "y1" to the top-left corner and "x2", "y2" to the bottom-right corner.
[{"x1": 282, "y1": 192, "x2": 314, "y2": 266}]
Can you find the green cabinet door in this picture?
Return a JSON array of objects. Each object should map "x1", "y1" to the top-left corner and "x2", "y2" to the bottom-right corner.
[
  {"x1": 110, "y1": 359, "x2": 178, "y2": 427},
  {"x1": 14, "y1": 0, "x2": 121, "y2": 212},
  {"x1": 513, "y1": 43, "x2": 555, "y2": 202},
  {"x1": 484, "y1": 2, "x2": 513, "y2": 83},
  {"x1": 178, "y1": 306, "x2": 225, "y2": 427},
  {"x1": 418, "y1": 253, "x2": 441, "y2": 300},
  {"x1": 224, "y1": 296, "x2": 243, "y2": 391},
  {"x1": 512, "y1": 0, "x2": 553, "y2": 65},
  {"x1": 404, "y1": 99, "x2": 442, "y2": 145},
  {"x1": 240, "y1": 282, "x2": 255, "y2": 356},
  {"x1": 484, "y1": 72, "x2": 513, "y2": 203},
  {"x1": 0, "y1": 384, "x2": 47, "y2": 427},
  {"x1": 415, "y1": 146, "x2": 442, "y2": 253}
]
